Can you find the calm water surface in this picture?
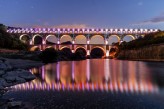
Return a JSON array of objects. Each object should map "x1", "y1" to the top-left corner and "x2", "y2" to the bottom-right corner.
[{"x1": 4, "y1": 59, "x2": 164, "y2": 109}]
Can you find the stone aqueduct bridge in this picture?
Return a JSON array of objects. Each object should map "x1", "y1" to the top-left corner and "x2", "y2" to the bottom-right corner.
[{"x1": 7, "y1": 28, "x2": 158, "y2": 57}]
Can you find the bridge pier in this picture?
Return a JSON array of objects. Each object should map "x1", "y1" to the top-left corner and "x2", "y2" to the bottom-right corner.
[{"x1": 72, "y1": 45, "x2": 75, "y2": 53}]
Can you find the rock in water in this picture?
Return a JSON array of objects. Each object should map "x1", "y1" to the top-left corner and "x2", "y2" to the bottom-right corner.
[
  {"x1": 4, "y1": 76, "x2": 16, "y2": 82},
  {"x1": 15, "y1": 77, "x2": 26, "y2": 84},
  {"x1": 18, "y1": 70, "x2": 35, "y2": 81},
  {"x1": 8, "y1": 101, "x2": 22, "y2": 108}
]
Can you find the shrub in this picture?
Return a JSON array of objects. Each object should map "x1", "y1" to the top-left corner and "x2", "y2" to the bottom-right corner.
[{"x1": 39, "y1": 48, "x2": 58, "y2": 63}]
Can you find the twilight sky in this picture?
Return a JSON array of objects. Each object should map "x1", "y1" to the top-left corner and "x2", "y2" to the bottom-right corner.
[{"x1": 0, "y1": 0, "x2": 164, "y2": 29}]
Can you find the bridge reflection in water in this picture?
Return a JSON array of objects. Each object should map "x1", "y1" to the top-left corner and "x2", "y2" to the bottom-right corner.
[{"x1": 11, "y1": 59, "x2": 158, "y2": 93}]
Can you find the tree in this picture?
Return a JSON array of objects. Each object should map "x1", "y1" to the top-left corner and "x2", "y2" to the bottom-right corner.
[{"x1": 39, "y1": 48, "x2": 58, "y2": 63}]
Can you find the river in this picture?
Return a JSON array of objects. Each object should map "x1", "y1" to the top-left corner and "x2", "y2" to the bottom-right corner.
[{"x1": 4, "y1": 59, "x2": 164, "y2": 109}]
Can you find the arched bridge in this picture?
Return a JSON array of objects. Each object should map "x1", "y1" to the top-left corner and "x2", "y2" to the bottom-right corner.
[{"x1": 7, "y1": 27, "x2": 158, "y2": 57}]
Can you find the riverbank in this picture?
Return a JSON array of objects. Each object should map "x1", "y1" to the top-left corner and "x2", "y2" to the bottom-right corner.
[
  {"x1": 0, "y1": 57, "x2": 44, "y2": 108},
  {"x1": 117, "y1": 44, "x2": 164, "y2": 61}
]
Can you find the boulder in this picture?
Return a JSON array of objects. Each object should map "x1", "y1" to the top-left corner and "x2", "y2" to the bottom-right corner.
[
  {"x1": 0, "y1": 78, "x2": 12, "y2": 87},
  {"x1": 0, "y1": 63, "x2": 7, "y2": 70},
  {"x1": 8, "y1": 101, "x2": 22, "y2": 108},
  {"x1": 18, "y1": 70, "x2": 35, "y2": 81},
  {"x1": 0, "y1": 85, "x2": 4, "y2": 90},
  {"x1": 0, "y1": 60, "x2": 3, "y2": 63},
  {"x1": 6, "y1": 71, "x2": 18, "y2": 76},
  {"x1": 0, "y1": 70, "x2": 5, "y2": 76},
  {"x1": 4, "y1": 76, "x2": 16, "y2": 82},
  {"x1": 15, "y1": 77, "x2": 26, "y2": 83}
]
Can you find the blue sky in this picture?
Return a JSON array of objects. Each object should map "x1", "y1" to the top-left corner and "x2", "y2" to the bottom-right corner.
[{"x1": 0, "y1": 0, "x2": 164, "y2": 29}]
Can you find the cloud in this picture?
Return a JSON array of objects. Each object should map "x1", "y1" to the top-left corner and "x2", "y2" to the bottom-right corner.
[
  {"x1": 134, "y1": 13, "x2": 164, "y2": 25},
  {"x1": 53, "y1": 24, "x2": 89, "y2": 28},
  {"x1": 7, "y1": 23, "x2": 90, "y2": 29},
  {"x1": 138, "y1": 1, "x2": 143, "y2": 6}
]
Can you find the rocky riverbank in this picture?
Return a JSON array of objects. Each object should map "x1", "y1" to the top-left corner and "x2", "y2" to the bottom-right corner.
[
  {"x1": 117, "y1": 44, "x2": 164, "y2": 61},
  {"x1": 0, "y1": 57, "x2": 44, "y2": 108}
]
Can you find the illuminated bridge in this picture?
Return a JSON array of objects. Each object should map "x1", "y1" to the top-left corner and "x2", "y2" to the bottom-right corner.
[{"x1": 7, "y1": 27, "x2": 158, "y2": 57}]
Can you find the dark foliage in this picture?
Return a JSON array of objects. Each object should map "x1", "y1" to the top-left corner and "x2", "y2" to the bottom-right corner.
[
  {"x1": 39, "y1": 48, "x2": 58, "y2": 63},
  {"x1": 90, "y1": 48, "x2": 104, "y2": 58},
  {"x1": 60, "y1": 48, "x2": 72, "y2": 57},
  {"x1": 73, "y1": 48, "x2": 86, "y2": 60},
  {"x1": 119, "y1": 31, "x2": 164, "y2": 50},
  {"x1": 110, "y1": 48, "x2": 116, "y2": 53},
  {"x1": 0, "y1": 24, "x2": 28, "y2": 50}
]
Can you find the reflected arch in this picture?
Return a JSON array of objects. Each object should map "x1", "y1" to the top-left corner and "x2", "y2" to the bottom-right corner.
[
  {"x1": 75, "y1": 46, "x2": 87, "y2": 56},
  {"x1": 19, "y1": 34, "x2": 30, "y2": 44},
  {"x1": 90, "y1": 35, "x2": 105, "y2": 44},
  {"x1": 108, "y1": 35, "x2": 120, "y2": 45},
  {"x1": 45, "y1": 35, "x2": 58, "y2": 44},
  {"x1": 32, "y1": 34, "x2": 43, "y2": 45},
  {"x1": 60, "y1": 35, "x2": 72, "y2": 44},
  {"x1": 30, "y1": 46, "x2": 40, "y2": 51},
  {"x1": 122, "y1": 35, "x2": 135, "y2": 42},
  {"x1": 74, "y1": 35, "x2": 87, "y2": 44},
  {"x1": 90, "y1": 46, "x2": 106, "y2": 58}
]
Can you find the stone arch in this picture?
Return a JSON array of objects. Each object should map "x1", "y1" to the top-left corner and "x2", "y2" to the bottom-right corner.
[
  {"x1": 32, "y1": 34, "x2": 43, "y2": 45},
  {"x1": 90, "y1": 35, "x2": 105, "y2": 44},
  {"x1": 19, "y1": 34, "x2": 30, "y2": 44},
  {"x1": 45, "y1": 46, "x2": 55, "y2": 50},
  {"x1": 75, "y1": 46, "x2": 87, "y2": 56},
  {"x1": 60, "y1": 46, "x2": 71, "y2": 51},
  {"x1": 90, "y1": 46, "x2": 106, "y2": 58},
  {"x1": 122, "y1": 35, "x2": 135, "y2": 42},
  {"x1": 60, "y1": 46, "x2": 72, "y2": 56},
  {"x1": 30, "y1": 46, "x2": 40, "y2": 51},
  {"x1": 108, "y1": 35, "x2": 120, "y2": 45},
  {"x1": 60, "y1": 35, "x2": 72, "y2": 44},
  {"x1": 74, "y1": 35, "x2": 87, "y2": 44},
  {"x1": 45, "y1": 35, "x2": 58, "y2": 44}
]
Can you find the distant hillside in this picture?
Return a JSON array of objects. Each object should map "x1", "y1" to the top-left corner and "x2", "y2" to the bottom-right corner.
[
  {"x1": 119, "y1": 30, "x2": 164, "y2": 50},
  {"x1": 0, "y1": 24, "x2": 28, "y2": 50},
  {"x1": 115, "y1": 31, "x2": 164, "y2": 60}
]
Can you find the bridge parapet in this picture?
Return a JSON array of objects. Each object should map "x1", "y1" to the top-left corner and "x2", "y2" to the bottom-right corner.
[{"x1": 7, "y1": 27, "x2": 158, "y2": 35}]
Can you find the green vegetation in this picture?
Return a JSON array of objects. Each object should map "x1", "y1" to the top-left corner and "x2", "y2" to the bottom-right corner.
[
  {"x1": 119, "y1": 31, "x2": 164, "y2": 50},
  {"x1": 0, "y1": 24, "x2": 28, "y2": 50}
]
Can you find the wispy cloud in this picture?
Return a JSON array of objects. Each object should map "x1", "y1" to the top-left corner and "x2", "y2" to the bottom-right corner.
[
  {"x1": 53, "y1": 24, "x2": 89, "y2": 28},
  {"x1": 10, "y1": 23, "x2": 90, "y2": 28},
  {"x1": 138, "y1": 1, "x2": 143, "y2": 6},
  {"x1": 134, "y1": 13, "x2": 164, "y2": 25}
]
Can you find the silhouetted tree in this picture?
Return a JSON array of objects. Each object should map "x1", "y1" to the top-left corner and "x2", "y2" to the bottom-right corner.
[
  {"x1": 90, "y1": 48, "x2": 104, "y2": 58},
  {"x1": 39, "y1": 48, "x2": 58, "y2": 63}
]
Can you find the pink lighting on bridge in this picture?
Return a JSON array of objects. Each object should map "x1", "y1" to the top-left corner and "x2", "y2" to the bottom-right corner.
[
  {"x1": 87, "y1": 40, "x2": 90, "y2": 44},
  {"x1": 57, "y1": 40, "x2": 60, "y2": 44},
  {"x1": 72, "y1": 40, "x2": 75, "y2": 44},
  {"x1": 7, "y1": 27, "x2": 158, "y2": 35},
  {"x1": 105, "y1": 40, "x2": 108, "y2": 45},
  {"x1": 106, "y1": 50, "x2": 109, "y2": 57}
]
